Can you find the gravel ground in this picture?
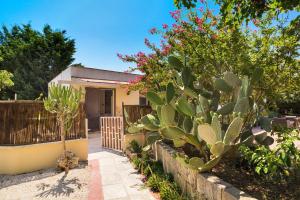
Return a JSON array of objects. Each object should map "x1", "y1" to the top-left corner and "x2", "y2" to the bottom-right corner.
[{"x1": 0, "y1": 162, "x2": 90, "y2": 200}]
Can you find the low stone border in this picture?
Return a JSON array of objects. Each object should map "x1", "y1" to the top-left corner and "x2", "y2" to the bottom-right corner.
[{"x1": 152, "y1": 141, "x2": 257, "y2": 200}]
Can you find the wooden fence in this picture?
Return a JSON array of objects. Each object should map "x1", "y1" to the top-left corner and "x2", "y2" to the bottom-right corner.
[
  {"x1": 100, "y1": 116, "x2": 124, "y2": 151},
  {"x1": 122, "y1": 104, "x2": 152, "y2": 132},
  {"x1": 0, "y1": 101, "x2": 86, "y2": 146}
]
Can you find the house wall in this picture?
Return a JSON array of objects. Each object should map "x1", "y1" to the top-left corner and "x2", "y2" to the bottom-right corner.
[
  {"x1": 115, "y1": 86, "x2": 139, "y2": 116},
  {"x1": 49, "y1": 67, "x2": 72, "y2": 86},
  {"x1": 72, "y1": 84, "x2": 139, "y2": 116},
  {"x1": 0, "y1": 139, "x2": 88, "y2": 175}
]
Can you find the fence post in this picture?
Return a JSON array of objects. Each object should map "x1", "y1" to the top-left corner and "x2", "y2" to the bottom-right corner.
[{"x1": 85, "y1": 118, "x2": 88, "y2": 138}]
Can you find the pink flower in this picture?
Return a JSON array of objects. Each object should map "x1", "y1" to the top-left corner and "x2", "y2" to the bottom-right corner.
[
  {"x1": 162, "y1": 24, "x2": 168, "y2": 29},
  {"x1": 129, "y1": 75, "x2": 144, "y2": 84},
  {"x1": 170, "y1": 10, "x2": 181, "y2": 20},
  {"x1": 195, "y1": 16, "x2": 204, "y2": 31},
  {"x1": 161, "y1": 44, "x2": 172, "y2": 56},
  {"x1": 149, "y1": 27, "x2": 157, "y2": 34},
  {"x1": 200, "y1": 0, "x2": 205, "y2": 3},
  {"x1": 199, "y1": 7, "x2": 204, "y2": 12},
  {"x1": 144, "y1": 38, "x2": 151, "y2": 47},
  {"x1": 117, "y1": 53, "x2": 123, "y2": 59},
  {"x1": 172, "y1": 24, "x2": 184, "y2": 33}
]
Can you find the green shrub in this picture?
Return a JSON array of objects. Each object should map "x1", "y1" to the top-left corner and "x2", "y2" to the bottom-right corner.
[
  {"x1": 159, "y1": 180, "x2": 184, "y2": 200},
  {"x1": 128, "y1": 140, "x2": 142, "y2": 154},
  {"x1": 146, "y1": 174, "x2": 163, "y2": 192},
  {"x1": 239, "y1": 130, "x2": 300, "y2": 180}
]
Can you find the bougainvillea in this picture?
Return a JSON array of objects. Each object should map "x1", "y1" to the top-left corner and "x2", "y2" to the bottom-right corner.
[{"x1": 118, "y1": 2, "x2": 300, "y2": 109}]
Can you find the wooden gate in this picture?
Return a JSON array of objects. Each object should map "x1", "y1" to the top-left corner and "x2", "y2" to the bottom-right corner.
[{"x1": 100, "y1": 116, "x2": 124, "y2": 151}]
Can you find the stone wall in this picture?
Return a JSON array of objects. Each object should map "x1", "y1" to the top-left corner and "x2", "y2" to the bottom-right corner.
[{"x1": 152, "y1": 141, "x2": 256, "y2": 200}]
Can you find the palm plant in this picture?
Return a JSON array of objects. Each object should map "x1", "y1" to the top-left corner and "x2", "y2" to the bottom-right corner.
[{"x1": 44, "y1": 84, "x2": 82, "y2": 172}]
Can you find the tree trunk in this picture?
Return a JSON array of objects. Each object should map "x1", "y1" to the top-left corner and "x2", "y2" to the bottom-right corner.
[{"x1": 60, "y1": 117, "x2": 66, "y2": 156}]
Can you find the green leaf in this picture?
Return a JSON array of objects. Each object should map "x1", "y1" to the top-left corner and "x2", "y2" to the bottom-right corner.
[
  {"x1": 141, "y1": 114, "x2": 160, "y2": 131},
  {"x1": 166, "y1": 82, "x2": 175, "y2": 103},
  {"x1": 182, "y1": 67, "x2": 192, "y2": 87},
  {"x1": 173, "y1": 139, "x2": 186, "y2": 147},
  {"x1": 197, "y1": 124, "x2": 217, "y2": 145},
  {"x1": 210, "y1": 141, "x2": 225, "y2": 157},
  {"x1": 146, "y1": 91, "x2": 164, "y2": 105},
  {"x1": 224, "y1": 71, "x2": 241, "y2": 88},
  {"x1": 183, "y1": 116, "x2": 193, "y2": 133},
  {"x1": 161, "y1": 104, "x2": 176, "y2": 126},
  {"x1": 223, "y1": 117, "x2": 243, "y2": 145},
  {"x1": 176, "y1": 97, "x2": 196, "y2": 117},
  {"x1": 214, "y1": 78, "x2": 233, "y2": 93},
  {"x1": 189, "y1": 157, "x2": 204, "y2": 169},
  {"x1": 168, "y1": 56, "x2": 184, "y2": 71},
  {"x1": 216, "y1": 102, "x2": 235, "y2": 115},
  {"x1": 211, "y1": 114, "x2": 222, "y2": 141},
  {"x1": 160, "y1": 126, "x2": 185, "y2": 140}
]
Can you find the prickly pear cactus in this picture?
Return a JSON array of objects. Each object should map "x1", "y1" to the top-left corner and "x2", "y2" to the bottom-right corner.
[{"x1": 126, "y1": 55, "x2": 262, "y2": 172}]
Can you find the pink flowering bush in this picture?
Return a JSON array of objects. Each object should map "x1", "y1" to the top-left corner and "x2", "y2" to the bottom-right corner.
[{"x1": 118, "y1": 2, "x2": 300, "y2": 103}]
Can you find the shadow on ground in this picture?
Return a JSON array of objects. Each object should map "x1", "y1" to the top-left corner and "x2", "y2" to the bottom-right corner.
[
  {"x1": 0, "y1": 162, "x2": 87, "y2": 189},
  {"x1": 35, "y1": 173, "x2": 85, "y2": 198}
]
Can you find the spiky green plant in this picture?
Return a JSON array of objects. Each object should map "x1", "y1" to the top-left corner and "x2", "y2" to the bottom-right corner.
[
  {"x1": 44, "y1": 84, "x2": 82, "y2": 171},
  {"x1": 127, "y1": 55, "x2": 272, "y2": 172}
]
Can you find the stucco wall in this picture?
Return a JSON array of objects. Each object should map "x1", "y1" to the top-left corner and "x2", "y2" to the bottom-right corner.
[
  {"x1": 115, "y1": 86, "x2": 139, "y2": 116},
  {"x1": 0, "y1": 139, "x2": 88, "y2": 175}
]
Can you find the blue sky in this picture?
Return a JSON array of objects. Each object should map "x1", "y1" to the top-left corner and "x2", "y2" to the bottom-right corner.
[{"x1": 0, "y1": 0, "x2": 180, "y2": 72}]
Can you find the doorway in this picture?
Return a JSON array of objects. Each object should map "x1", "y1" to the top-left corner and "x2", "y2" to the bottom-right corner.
[{"x1": 85, "y1": 88, "x2": 115, "y2": 131}]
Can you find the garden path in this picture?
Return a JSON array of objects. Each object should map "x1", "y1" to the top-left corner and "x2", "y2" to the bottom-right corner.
[{"x1": 88, "y1": 132, "x2": 155, "y2": 200}]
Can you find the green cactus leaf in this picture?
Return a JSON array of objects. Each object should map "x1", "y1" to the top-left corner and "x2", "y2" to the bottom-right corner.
[
  {"x1": 146, "y1": 134, "x2": 161, "y2": 145},
  {"x1": 211, "y1": 114, "x2": 222, "y2": 141},
  {"x1": 173, "y1": 139, "x2": 186, "y2": 147},
  {"x1": 141, "y1": 114, "x2": 160, "y2": 131},
  {"x1": 189, "y1": 157, "x2": 204, "y2": 169},
  {"x1": 184, "y1": 87, "x2": 198, "y2": 99},
  {"x1": 183, "y1": 116, "x2": 193, "y2": 133},
  {"x1": 210, "y1": 141, "x2": 225, "y2": 157},
  {"x1": 216, "y1": 102, "x2": 235, "y2": 115},
  {"x1": 184, "y1": 134, "x2": 202, "y2": 149},
  {"x1": 233, "y1": 97, "x2": 249, "y2": 116},
  {"x1": 160, "y1": 126, "x2": 185, "y2": 140},
  {"x1": 182, "y1": 67, "x2": 192, "y2": 87},
  {"x1": 199, "y1": 156, "x2": 221, "y2": 172},
  {"x1": 224, "y1": 71, "x2": 242, "y2": 88},
  {"x1": 157, "y1": 105, "x2": 162, "y2": 122},
  {"x1": 223, "y1": 117, "x2": 243, "y2": 145},
  {"x1": 214, "y1": 78, "x2": 233, "y2": 93},
  {"x1": 168, "y1": 56, "x2": 184, "y2": 71},
  {"x1": 127, "y1": 124, "x2": 144, "y2": 133},
  {"x1": 254, "y1": 131, "x2": 268, "y2": 143},
  {"x1": 239, "y1": 76, "x2": 250, "y2": 98},
  {"x1": 161, "y1": 104, "x2": 175, "y2": 126},
  {"x1": 191, "y1": 120, "x2": 198, "y2": 136},
  {"x1": 197, "y1": 124, "x2": 217, "y2": 145},
  {"x1": 166, "y1": 82, "x2": 175, "y2": 103},
  {"x1": 198, "y1": 95, "x2": 209, "y2": 114},
  {"x1": 177, "y1": 97, "x2": 196, "y2": 117},
  {"x1": 209, "y1": 90, "x2": 220, "y2": 111},
  {"x1": 146, "y1": 91, "x2": 164, "y2": 106}
]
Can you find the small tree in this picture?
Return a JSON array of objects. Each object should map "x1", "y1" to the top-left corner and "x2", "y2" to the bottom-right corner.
[
  {"x1": 0, "y1": 70, "x2": 14, "y2": 92},
  {"x1": 44, "y1": 84, "x2": 82, "y2": 172}
]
